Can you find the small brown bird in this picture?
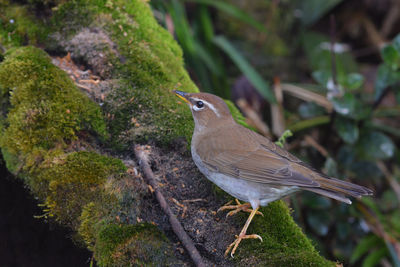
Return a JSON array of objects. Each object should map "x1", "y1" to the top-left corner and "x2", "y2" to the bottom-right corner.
[{"x1": 174, "y1": 90, "x2": 373, "y2": 257}]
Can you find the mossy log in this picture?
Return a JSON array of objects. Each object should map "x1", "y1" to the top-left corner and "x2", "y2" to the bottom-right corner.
[{"x1": 0, "y1": 0, "x2": 334, "y2": 266}]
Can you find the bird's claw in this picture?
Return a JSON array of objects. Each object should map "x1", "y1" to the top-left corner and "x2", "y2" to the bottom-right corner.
[
  {"x1": 225, "y1": 233, "x2": 263, "y2": 258},
  {"x1": 217, "y1": 199, "x2": 263, "y2": 217}
]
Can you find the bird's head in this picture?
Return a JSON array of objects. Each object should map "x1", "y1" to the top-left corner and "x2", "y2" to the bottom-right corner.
[{"x1": 174, "y1": 90, "x2": 233, "y2": 131}]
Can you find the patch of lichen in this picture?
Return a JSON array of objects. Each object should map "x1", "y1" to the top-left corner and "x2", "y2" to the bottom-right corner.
[
  {"x1": 0, "y1": 1, "x2": 48, "y2": 48},
  {"x1": 95, "y1": 223, "x2": 177, "y2": 266},
  {"x1": 235, "y1": 200, "x2": 334, "y2": 266},
  {"x1": 38, "y1": 151, "x2": 125, "y2": 228},
  {"x1": 0, "y1": 46, "x2": 106, "y2": 159}
]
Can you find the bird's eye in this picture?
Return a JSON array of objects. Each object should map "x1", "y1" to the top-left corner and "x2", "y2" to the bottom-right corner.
[{"x1": 196, "y1": 101, "x2": 204, "y2": 108}]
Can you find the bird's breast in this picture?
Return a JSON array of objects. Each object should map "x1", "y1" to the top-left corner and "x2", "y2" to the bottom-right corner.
[{"x1": 191, "y1": 143, "x2": 298, "y2": 206}]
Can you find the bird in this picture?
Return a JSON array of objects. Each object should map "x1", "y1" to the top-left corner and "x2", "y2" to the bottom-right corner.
[{"x1": 173, "y1": 90, "x2": 373, "y2": 257}]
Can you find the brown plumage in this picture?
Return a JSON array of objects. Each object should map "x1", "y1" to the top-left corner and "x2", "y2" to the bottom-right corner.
[{"x1": 174, "y1": 90, "x2": 373, "y2": 257}]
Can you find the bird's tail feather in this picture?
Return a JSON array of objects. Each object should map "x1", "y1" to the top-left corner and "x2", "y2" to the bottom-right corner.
[{"x1": 305, "y1": 176, "x2": 373, "y2": 204}]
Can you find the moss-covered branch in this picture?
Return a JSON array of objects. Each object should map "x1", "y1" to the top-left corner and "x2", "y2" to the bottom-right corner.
[{"x1": 0, "y1": 0, "x2": 334, "y2": 265}]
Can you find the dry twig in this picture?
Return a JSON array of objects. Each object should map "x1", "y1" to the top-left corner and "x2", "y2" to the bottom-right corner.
[
  {"x1": 134, "y1": 145, "x2": 206, "y2": 267},
  {"x1": 236, "y1": 98, "x2": 271, "y2": 137},
  {"x1": 271, "y1": 77, "x2": 286, "y2": 137}
]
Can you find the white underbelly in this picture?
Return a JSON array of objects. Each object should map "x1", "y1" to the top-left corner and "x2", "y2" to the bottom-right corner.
[{"x1": 191, "y1": 145, "x2": 298, "y2": 207}]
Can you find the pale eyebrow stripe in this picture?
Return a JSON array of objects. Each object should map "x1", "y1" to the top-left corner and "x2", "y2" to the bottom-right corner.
[{"x1": 191, "y1": 98, "x2": 220, "y2": 117}]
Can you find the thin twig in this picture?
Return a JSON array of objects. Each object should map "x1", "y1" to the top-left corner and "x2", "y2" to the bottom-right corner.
[
  {"x1": 271, "y1": 77, "x2": 286, "y2": 137},
  {"x1": 280, "y1": 83, "x2": 333, "y2": 112},
  {"x1": 303, "y1": 135, "x2": 329, "y2": 158},
  {"x1": 372, "y1": 86, "x2": 393, "y2": 110},
  {"x1": 134, "y1": 145, "x2": 206, "y2": 267},
  {"x1": 236, "y1": 98, "x2": 271, "y2": 138}
]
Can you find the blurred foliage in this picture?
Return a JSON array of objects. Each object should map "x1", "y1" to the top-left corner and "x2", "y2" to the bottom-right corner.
[
  {"x1": 151, "y1": 0, "x2": 400, "y2": 266},
  {"x1": 151, "y1": 0, "x2": 275, "y2": 102}
]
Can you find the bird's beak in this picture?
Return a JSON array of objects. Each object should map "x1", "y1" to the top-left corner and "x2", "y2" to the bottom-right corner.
[{"x1": 173, "y1": 90, "x2": 190, "y2": 104}]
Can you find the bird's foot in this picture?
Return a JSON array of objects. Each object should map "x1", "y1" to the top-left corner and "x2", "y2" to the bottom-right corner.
[
  {"x1": 225, "y1": 233, "x2": 263, "y2": 258},
  {"x1": 217, "y1": 199, "x2": 263, "y2": 217}
]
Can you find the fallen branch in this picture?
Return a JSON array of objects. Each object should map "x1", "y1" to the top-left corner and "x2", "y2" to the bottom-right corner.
[{"x1": 134, "y1": 145, "x2": 206, "y2": 267}]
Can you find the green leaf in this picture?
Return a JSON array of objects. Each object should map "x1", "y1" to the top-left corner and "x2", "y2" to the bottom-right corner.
[
  {"x1": 379, "y1": 190, "x2": 399, "y2": 212},
  {"x1": 363, "y1": 247, "x2": 388, "y2": 267},
  {"x1": 335, "y1": 116, "x2": 359, "y2": 144},
  {"x1": 169, "y1": 0, "x2": 195, "y2": 53},
  {"x1": 337, "y1": 145, "x2": 356, "y2": 168},
  {"x1": 288, "y1": 116, "x2": 330, "y2": 132},
  {"x1": 297, "y1": 0, "x2": 344, "y2": 26},
  {"x1": 350, "y1": 161, "x2": 383, "y2": 180},
  {"x1": 324, "y1": 157, "x2": 339, "y2": 177},
  {"x1": 374, "y1": 64, "x2": 400, "y2": 101},
  {"x1": 357, "y1": 131, "x2": 396, "y2": 160},
  {"x1": 392, "y1": 33, "x2": 400, "y2": 52},
  {"x1": 339, "y1": 73, "x2": 364, "y2": 90},
  {"x1": 312, "y1": 70, "x2": 330, "y2": 86},
  {"x1": 298, "y1": 102, "x2": 325, "y2": 118},
  {"x1": 381, "y1": 45, "x2": 400, "y2": 69},
  {"x1": 185, "y1": 0, "x2": 267, "y2": 33},
  {"x1": 302, "y1": 31, "x2": 358, "y2": 74},
  {"x1": 350, "y1": 235, "x2": 382, "y2": 264},
  {"x1": 213, "y1": 35, "x2": 275, "y2": 103},
  {"x1": 193, "y1": 42, "x2": 222, "y2": 76},
  {"x1": 331, "y1": 92, "x2": 355, "y2": 116}
]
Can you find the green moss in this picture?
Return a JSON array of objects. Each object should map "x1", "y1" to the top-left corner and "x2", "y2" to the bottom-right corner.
[
  {"x1": 0, "y1": 46, "x2": 106, "y2": 158},
  {"x1": 38, "y1": 151, "x2": 125, "y2": 227},
  {"x1": 1, "y1": 147, "x2": 20, "y2": 174},
  {"x1": 48, "y1": 0, "x2": 197, "y2": 148},
  {"x1": 236, "y1": 201, "x2": 334, "y2": 266},
  {"x1": 0, "y1": 1, "x2": 48, "y2": 48},
  {"x1": 95, "y1": 223, "x2": 177, "y2": 266}
]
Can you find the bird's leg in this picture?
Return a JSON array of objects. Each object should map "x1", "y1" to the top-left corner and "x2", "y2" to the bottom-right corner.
[
  {"x1": 225, "y1": 207, "x2": 263, "y2": 257},
  {"x1": 217, "y1": 199, "x2": 263, "y2": 217}
]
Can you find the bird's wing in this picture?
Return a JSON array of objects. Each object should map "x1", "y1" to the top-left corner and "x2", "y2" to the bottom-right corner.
[{"x1": 197, "y1": 124, "x2": 320, "y2": 187}]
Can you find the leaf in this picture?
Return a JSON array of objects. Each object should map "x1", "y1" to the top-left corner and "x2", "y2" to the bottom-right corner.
[
  {"x1": 357, "y1": 131, "x2": 396, "y2": 160},
  {"x1": 193, "y1": 42, "x2": 222, "y2": 76},
  {"x1": 312, "y1": 70, "x2": 330, "y2": 86},
  {"x1": 297, "y1": 0, "x2": 344, "y2": 26},
  {"x1": 302, "y1": 31, "x2": 358, "y2": 74},
  {"x1": 362, "y1": 247, "x2": 388, "y2": 267},
  {"x1": 392, "y1": 33, "x2": 400, "y2": 52},
  {"x1": 350, "y1": 161, "x2": 383, "y2": 180},
  {"x1": 213, "y1": 35, "x2": 276, "y2": 103},
  {"x1": 169, "y1": 0, "x2": 195, "y2": 54},
  {"x1": 335, "y1": 116, "x2": 359, "y2": 144},
  {"x1": 331, "y1": 92, "x2": 355, "y2": 116},
  {"x1": 185, "y1": 0, "x2": 267, "y2": 33},
  {"x1": 381, "y1": 44, "x2": 400, "y2": 69},
  {"x1": 337, "y1": 145, "x2": 356, "y2": 168},
  {"x1": 339, "y1": 73, "x2": 364, "y2": 90},
  {"x1": 350, "y1": 235, "x2": 382, "y2": 264},
  {"x1": 374, "y1": 64, "x2": 400, "y2": 101},
  {"x1": 379, "y1": 190, "x2": 399, "y2": 212},
  {"x1": 324, "y1": 157, "x2": 339, "y2": 177},
  {"x1": 298, "y1": 102, "x2": 325, "y2": 118}
]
